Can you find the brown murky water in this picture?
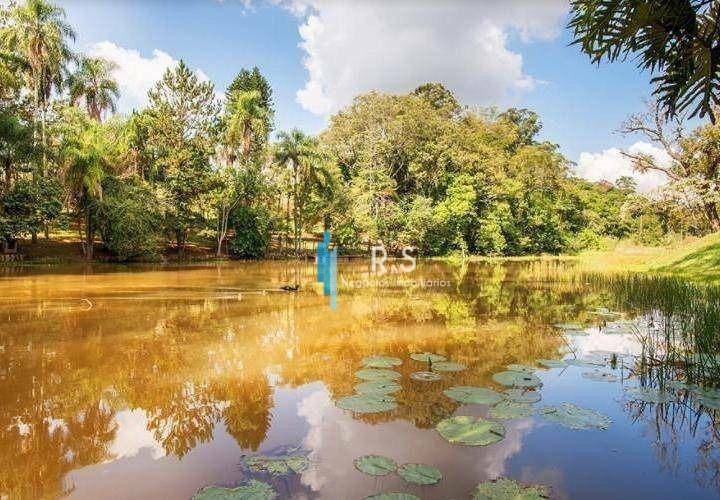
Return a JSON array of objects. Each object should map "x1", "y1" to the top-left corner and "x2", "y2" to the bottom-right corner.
[{"x1": 0, "y1": 260, "x2": 718, "y2": 499}]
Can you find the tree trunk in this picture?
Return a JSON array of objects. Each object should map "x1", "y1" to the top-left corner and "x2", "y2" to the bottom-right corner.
[
  {"x1": 703, "y1": 202, "x2": 720, "y2": 231},
  {"x1": 85, "y1": 209, "x2": 94, "y2": 260}
]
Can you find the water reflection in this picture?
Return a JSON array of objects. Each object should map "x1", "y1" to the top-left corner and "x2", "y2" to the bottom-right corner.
[{"x1": 0, "y1": 260, "x2": 717, "y2": 498}]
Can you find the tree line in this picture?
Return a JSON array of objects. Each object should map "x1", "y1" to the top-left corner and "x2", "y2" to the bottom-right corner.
[{"x1": 1, "y1": 0, "x2": 719, "y2": 262}]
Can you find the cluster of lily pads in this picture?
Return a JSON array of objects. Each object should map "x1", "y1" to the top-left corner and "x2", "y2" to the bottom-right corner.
[
  {"x1": 354, "y1": 455, "x2": 442, "y2": 485},
  {"x1": 336, "y1": 352, "x2": 469, "y2": 414},
  {"x1": 242, "y1": 453, "x2": 311, "y2": 476},
  {"x1": 192, "y1": 479, "x2": 276, "y2": 500}
]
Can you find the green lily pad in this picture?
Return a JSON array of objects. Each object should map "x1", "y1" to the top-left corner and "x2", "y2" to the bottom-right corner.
[
  {"x1": 363, "y1": 356, "x2": 402, "y2": 368},
  {"x1": 355, "y1": 380, "x2": 401, "y2": 395},
  {"x1": 364, "y1": 494, "x2": 420, "y2": 500},
  {"x1": 432, "y1": 361, "x2": 466, "y2": 372},
  {"x1": 537, "y1": 359, "x2": 566, "y2": 369},
  {"x1": 492, "y1": 371, "x2": 542, "y2": 388},
  {"x1": 356, "y1": 368, "x2": 401, "y2": 381},
  {"x1": 410, "y1": 371, "x2": 442, "y2": 381},
  {"x1": 337, "y1": 394, "x2": 397, "y2": 413},
  {"x1": 397, "y1": 463, "x2": 442, "y2": 485},
  {"x1": 244, "y1": 454, "x2": 310, "y2": 476},
  {"x1": 436, "y1": 415, "x2": 505, "y2": 446},
  {"x1": 624, "y1": 387, "x2": 675, "y2": 404},
  {"x1": 489, "y1": 401, "x2": 534, "y2": 419},
  {"x1": 582, "y1": 370, "x2": 618, "y2": 382},
  {"x1": 539, "y1": 403, "x2": 612, "y2": 430},
  {"x1": 506, "y1": 364, "x2": 536, "y2": 373},
  {"x1": 565, "y1": 358, "x2": 605, "y2": 368},
  {"x1": 472, "y1": 478, "x2": 549, "y2": 500},
  {"x1": 444, "y1": 386, "x2": 503, "y2": 405},
  {"x1": 410, "y1": 352, "x2": 446, "y2": 363},
  {"x1": 192, "y1": 480, "x2": 276, "y2": 500},
  {"x1": 503, "y1": 388, "x2": 541, "y2": 404},
  {"x1": 354, "y1": 455, "x2": 397, "y2": 476}
]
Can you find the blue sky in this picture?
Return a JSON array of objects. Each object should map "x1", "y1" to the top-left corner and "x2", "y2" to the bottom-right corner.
[{"x1": 58, "y1": 0, "x2": 674, "y2": 190}]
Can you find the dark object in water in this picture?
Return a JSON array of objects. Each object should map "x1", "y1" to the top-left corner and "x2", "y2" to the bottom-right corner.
[{"x1": 280, "y1": 284, "x2": 300, "y2": 291}]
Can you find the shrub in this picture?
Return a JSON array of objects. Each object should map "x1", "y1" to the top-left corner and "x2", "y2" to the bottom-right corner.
[{"x1": 229, "y1": 205, "x2": 271, "y2": 259}]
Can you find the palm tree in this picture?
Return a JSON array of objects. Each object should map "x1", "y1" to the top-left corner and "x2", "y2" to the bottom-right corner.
[
  {"x1": 0, "y1": 0, "x2": 76, "y2": 173},
  {"x1": 274, "y1": 129, "x2": 320, "y2": 258},
  {"x1": 68, "y1": 56, "x2": 119, "y2": 122},
  {"x1": 224, "y1": 89, "x2": 269, "y2": 161}
]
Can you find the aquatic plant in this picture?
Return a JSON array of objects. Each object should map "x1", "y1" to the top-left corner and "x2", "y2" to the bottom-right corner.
[
  {"x1": 397, "y1": 463, "x2": 442, "y2": 485},
  {"x1": 489, "y1": 401, "x2": 534, "y2": 419},
  {"x1": 537, "y1": 358, "x2": 566, "y2": 368},
  {"x1": 354, "y1": 455, "x2": 397, "y2": 476},
  {"x1": 443, "y1": 386, "x2": 503, "y2": 405},
  {"x1": 492, "y1": 371, "x2": 542, "y2": 388},
  {"x1": 624, "y1": 387, "x2": 675, "y2": 404},
  {"x1": 355, "y1": 368, "x2": 402, "y2": 381},
  {"x1": 336, "y1": 394, "x2": 397, "y2": 413},
  {"x1": 472, "y1": 478, "x2": 549, "y2": 500},
  {"x1": 503, "y1": 388, "x2": 541, "y2": 404},
  {"x1": 364, "y1": 494, "x2": 420, "y2": 500},
  {"x1": 192, "y1": 480, "x2": 276, "y2": 500},
  {"x1": 582, "y1": 370, "x2": 618, "y2": 382},
  {"x1": 354, "y1": 380, "x2": 401, "y2": 395},
  {"x1": 410, "y1": 371, "x2": 442, "y2": 381},
  {"x1": 436, "y1": 416, "x2": 505, "y2": 446},
  {"x1": 243, "y1": 454, "x2": 310, "y2": 476},
  {"x1": 538, "y1": 403, "x2": 612, "y2": 430},
  {"x1": 410, "y1": 352, "x2": 446, "y2": 363}
]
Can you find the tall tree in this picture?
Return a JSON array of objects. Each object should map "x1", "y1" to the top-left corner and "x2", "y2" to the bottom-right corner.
[
  {"x1": 68, "y1": 56, "x2": 119, "y2": 122},
  {"x1": 569, "y1": 0, "x2": 720, "y2": 122},
  {"x1": 275, "y1": 129, "x2": 320, "y2": 257},
  {"x1": 145, "y1": 60, "x2": 219, "y2": 251},
  {"x1": 0, "y1": 0, "x2": 75, "y2": 172}
]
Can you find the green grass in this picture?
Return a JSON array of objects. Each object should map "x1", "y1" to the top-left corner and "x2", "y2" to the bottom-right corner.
[{"x1": 649, "y1": 232, "x2": 720, "y2": 282}]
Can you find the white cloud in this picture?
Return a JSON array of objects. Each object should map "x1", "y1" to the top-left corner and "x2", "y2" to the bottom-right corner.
[
  {"x1": 87, "y1": 41, "x2": 213, "y2": 113},
  {"x1": 275, "y1": 0, "x2": 568, "y2": 115},
  {"x1": 575, "y1": 141, "x2": 671, "y2": 193}
]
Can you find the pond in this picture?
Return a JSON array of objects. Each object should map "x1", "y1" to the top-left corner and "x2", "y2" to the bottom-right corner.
[{"x1": 1, "y1": 260, "x2": 719, "y2": 499}]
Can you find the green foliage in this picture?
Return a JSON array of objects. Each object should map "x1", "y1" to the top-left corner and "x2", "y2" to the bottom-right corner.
[
  {"x1": 0, "y1": 176, "x2": 61, "y2": 239},
  {"x1": 94, "y1": 178, "x2": 161, "y2": 261},
  {"x1": 228, "y1": 205, "x2": 271, "y2": 259},
  {"x1": 569, "y1": 0, "x2": 720, "y2": 121}
]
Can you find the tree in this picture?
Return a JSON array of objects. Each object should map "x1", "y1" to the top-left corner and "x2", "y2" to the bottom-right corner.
[
  {"x1": 59, "y1": 108, "x2": 123, "y2": 259},
  {"x1": 569, "y1": 0, "x2": 720, "y2": 122},
  {"x1": 619, "y1": 101, "x2": 720, "y2": 230},
  {"x1": 144, "y1": 60, "x2": 220, "y2": 250},
  {"x1": 226, "y1": 66, "x2": 273, "y2": 119},
  {"x1": 68, "y1": 56, "x2": 119, "y2": 122},
  {"x1": 0, "y1": 0, "x2": 75, "y2": 172},
  {"x1": 274, "y1": 129, "x2": 322, "y2": 257}
]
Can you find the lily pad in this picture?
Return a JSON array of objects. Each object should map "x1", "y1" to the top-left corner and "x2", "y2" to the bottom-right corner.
[
  {"x1": 436, "y1": 415, "x2": 505, "y2": 446},
  {"x1": 364, "y1": 494, "x2": 420, "y2": 500},
  {"x1": 432, "y1": 361, "x2": 466, "y2": 372},
  {"x1": 244, "y1": 454, "x2": 310, "y2": 476},
  {"x1": 336, "y1": 394, "x2": 397, "y2": 413},
  {"x1": 472, "y1": 478, "x2": 549, "y2": 500},
  {"x1": 506, "y1": 364, "x2": 536, "y2": 373},
  {"x1": 624, "y1": 387, "x2": 675, "y2": 404},
  {"x1": 354, "y1": 455, "x2": 397, "y2": 476},
  {"x1": 444, "y1": 386, "x2": 503, "y2": 405},
  {"x1": 410, "y1": 371, "x2": 442, "y2": 381},
  {"x1": 397, "y1": 463, "x2": 442, "y2": 485},
  {"x1": 565, "y1": 358, "x2": 605, "y2": 368},
  {"x1": 539, "y1": 403, "x2": 612, "y2": 430},
  {"x1": 492, "y1": 371, "x2": 542, "y2": 388},
  {"x1": 192, "y1": 480, "x2": 276, "y2": 500},
  {"x1": 410, "y1": 352, "x2": 446, "y2": 363},
  {"x1": 537, "y1": 358, "x2": 567, "y2": 368},
  {"x1": 355, "y1": 368, "x2": 401, "y2": 381},
  {"x1": 363, "y1": 356, "x2": 402, "y2": 368},
  {"x1": 489, "y1": 401, "x2": 534, "y2": 419},
  {"x1": 582, "y1": 370, "x2": 618, "y2": 382},
  {"x1": 503, "y1": 388, "x2": 541, "y2": 404},
  {"x1": 355, "y1": 380, "x2": 401, "y2": 395}
]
